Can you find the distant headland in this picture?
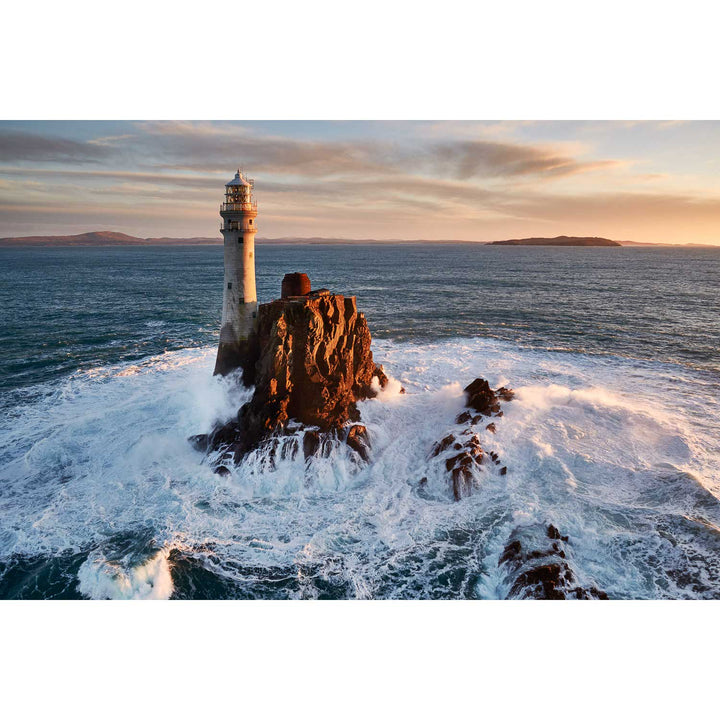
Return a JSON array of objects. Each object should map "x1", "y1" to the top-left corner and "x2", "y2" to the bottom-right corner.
[{"x1": 490, "y1": 236, "x2": 621, "y2": 247}]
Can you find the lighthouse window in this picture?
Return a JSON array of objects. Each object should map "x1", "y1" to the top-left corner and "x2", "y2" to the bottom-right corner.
[
  {"x1": 238, "y1": 236, "x2": 244, "y2": 244},
  {"x1": 249, "y1": 219, "x2": 253, "y2": 225},
  {"x1": 227, "y1": 283, "x2": 232, "y2": 289}
]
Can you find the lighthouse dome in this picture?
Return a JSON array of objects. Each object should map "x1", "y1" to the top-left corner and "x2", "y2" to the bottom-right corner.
[{"x1": 226, "y1": 170, "x2": 252, "y2": 187}]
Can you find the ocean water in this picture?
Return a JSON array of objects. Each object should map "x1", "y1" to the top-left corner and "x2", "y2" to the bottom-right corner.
[{"x1": 0, "y1": 244, "x2": 719, "y2": 599}]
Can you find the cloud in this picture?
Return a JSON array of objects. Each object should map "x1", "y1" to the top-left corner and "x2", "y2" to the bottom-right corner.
[
  {"x1": 3, "y1": 121, "x2": 718, "y2": 243},
  {"x1": 114, "y1": 122, "x2": 624, "y2": 183},
  {"x1": 0, "y1": 129, "x2": 112, "y2": 163},
  {"x1": 425, "y1": 140, "x2": 624, "y2": 180}
]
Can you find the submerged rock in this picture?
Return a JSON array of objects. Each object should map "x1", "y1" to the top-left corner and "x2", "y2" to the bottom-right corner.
[{"x1": 499, "y1": 524, "x2": 608, "y2": 600}]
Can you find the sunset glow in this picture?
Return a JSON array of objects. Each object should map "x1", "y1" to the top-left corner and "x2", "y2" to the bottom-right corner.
[{"x1": 2, "y1": 120, "x2": 720, "y2": 245}]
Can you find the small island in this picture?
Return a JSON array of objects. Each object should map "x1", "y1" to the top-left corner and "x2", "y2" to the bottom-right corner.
[{"x1": 490, "y1": 235, "x2": 620, "y2": 246}]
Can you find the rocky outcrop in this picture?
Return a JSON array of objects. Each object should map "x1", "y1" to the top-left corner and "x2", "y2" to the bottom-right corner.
[
  {"x1": 430, "y1": 378, "x2": 513, "y2": 500},
  {"x1": 499, "y1": 524, "x2": 608, "y2": 600},
  {"x1": 431, "y1": 432, "x2": 484, "y2": 500},
  {"x1": 201, "y1": 276, "x2": 387, "y2": 462},
  {"x1": 462, "y1": 378, "x2": 514, "y2": 416}
]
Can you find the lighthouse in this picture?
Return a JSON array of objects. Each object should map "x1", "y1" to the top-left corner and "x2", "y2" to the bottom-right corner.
[{"x1": 214, "y1": 169, "x2": 259, "y2": 376}]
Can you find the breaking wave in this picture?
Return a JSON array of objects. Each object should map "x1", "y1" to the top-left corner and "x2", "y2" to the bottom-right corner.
[{"x1": 1, "y1": 337, "x2": 719, "y2": 599}]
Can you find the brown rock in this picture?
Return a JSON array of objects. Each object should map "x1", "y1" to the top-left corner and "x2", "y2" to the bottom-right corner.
[
  {"x1": 485, "y1": 422, "x2": 496, "y2": 434},
  {"x1": 346, "y1": 424, "x2": 371, "y2": 461},
  {"x1": 496, "y1": 386, "x2": 515, "y2": 402},
  {"x1": 212, "y1": 287, "x2": 386, "y2": 458},
  {"x1": 500, "y1": 525, "x2": 608, "y2": 600},
  {"x1": 373, "y1": 364, "x2": 390, "y2": 389},
  {"x1": 303, "y1": 430, "x2": 321, "y2": 459},
  {"x1": 463, "y1": 378, "x2": 500, "y2": 416},
  {"x1": 431, "y1": 434, "x2": 456, "y2": 457},
  {"x1": 433, "y1": 432, "x2": 485, "y2": 500},
  {"x1": 462, "y1": 377, "x2": 514, "y2": 417}
]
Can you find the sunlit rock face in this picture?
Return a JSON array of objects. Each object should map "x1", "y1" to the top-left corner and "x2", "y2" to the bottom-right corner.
[{"x1": 201, "y1": 276, "x2": 388, "y2": 461}]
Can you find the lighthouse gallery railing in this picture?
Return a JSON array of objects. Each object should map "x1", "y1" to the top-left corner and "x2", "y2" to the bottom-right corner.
[{"x1": 221, "y1": 201, "x2": 257, "y2": 212}]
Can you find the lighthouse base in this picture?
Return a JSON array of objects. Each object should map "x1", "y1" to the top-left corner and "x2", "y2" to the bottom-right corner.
[
  {"x1": 213, "y1": 340, "x2": 250, "y2": 377},
  {"x1": 213, "y1": 302, "x2": 258, "y2": 377}
]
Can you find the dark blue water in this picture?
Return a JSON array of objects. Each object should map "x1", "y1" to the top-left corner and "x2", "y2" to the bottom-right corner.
[
  {"x1": 2, "y1": 245, "x2": 718, "y2": 397},
  {"x1": 1, "y1": 244, "x2": 719, "y2": 599}
]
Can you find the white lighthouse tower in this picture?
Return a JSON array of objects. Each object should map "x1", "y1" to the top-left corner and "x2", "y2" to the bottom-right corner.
[{"x1": 214, "y1": 169, "x2": 259, "y2": 375}]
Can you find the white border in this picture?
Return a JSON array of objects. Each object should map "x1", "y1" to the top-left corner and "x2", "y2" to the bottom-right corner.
[
  {"x1": 3, "y1": 2, "x2": 720, "y2": 716},
  {"x1": 4, "y1": 1, "x2": 720, "y2": 119}
]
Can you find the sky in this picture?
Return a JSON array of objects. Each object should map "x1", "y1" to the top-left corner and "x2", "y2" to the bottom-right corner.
[{"x1": 1, "y1": 120, "x2": 720, "y2": 244}]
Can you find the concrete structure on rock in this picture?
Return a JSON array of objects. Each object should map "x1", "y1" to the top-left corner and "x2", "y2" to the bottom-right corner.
[{"x1": 214, "y1": 170, "x2": 259, "y2": 375}]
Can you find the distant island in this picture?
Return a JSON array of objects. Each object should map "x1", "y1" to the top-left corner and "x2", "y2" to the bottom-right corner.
[
  {"x1": 1, "y1": 231, "x2": 717, "y2": 248},
  {"x1": 490, "y1": 236, "x2": 621, "y2": 247}
]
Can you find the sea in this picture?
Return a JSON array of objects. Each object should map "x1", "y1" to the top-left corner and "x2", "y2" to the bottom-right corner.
[{"x1": 1, "y1": 243, "x2": 719, "y2": 599}]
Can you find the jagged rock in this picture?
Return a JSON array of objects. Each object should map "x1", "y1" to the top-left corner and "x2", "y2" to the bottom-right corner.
[
  {"x1": 303, "y1": 430, "x2": 321, "y2": 459},
  {"x1": 205, "y1": 283, "x2": 388, "y2": 460},
  {"x1": 496, "y1": 386, "x2": 515, "y2": 402},
  {"x1": 463, "y1": 377, "x2": 514, "y2": 417},
  {"x1": 486, "y1": 422, "x2": 496, "y2": 434},
  {"x1": 431, "y1": 432, "x2": 485, "y2": 500},
  {"x1": 373, "y1": 364, "x2": 390, "y2": 389},
  {"x1": 499, "y1": 525, "x2": 608, "y2": 600},
  {"x1": 464, "y1": 378, "x2": 501, "y2": 416},
  {"x1": 280, "y1": 437, "x2": 300, "y2": 461},
  {"x1": 431, "y1": 434, "x2": 457, "y2": 457},
  {"x1": 455, "y1": 411, "x2": 472, "y2": 424},
  {"x1": 346, "y1": 424, "x2": 371, "y2": 461},
  {"x1": 213, "y1": 465, "x2": 231, "y2": 477},
  {"x1": 188, "y1": 434, "x2": 210, "y2": 452},
  {"x1": 547, "y1": 524, "x2": 569, "y2": 542}
]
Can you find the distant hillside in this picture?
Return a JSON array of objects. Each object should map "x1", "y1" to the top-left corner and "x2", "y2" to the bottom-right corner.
[
  {"x1": 491, "y1": 235, "x2": 620, "y2": 247},
  {"x1": 0, "y1": 232, "x2": 463, "y2": 247},
  {"x1": 0, "y1": 231, "x2": 221, "y2": 247},
  {"x1": 0, "y1": 231, "x2": 147, "y2": 246}
]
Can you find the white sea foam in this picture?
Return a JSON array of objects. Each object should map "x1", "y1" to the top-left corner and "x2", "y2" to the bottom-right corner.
[
  {"x1": 77, "y1": 548, "x2": 174, "y2": 600},
  {"x1": 1, "y1": 337, "x2": 719, "y2": 598}
]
